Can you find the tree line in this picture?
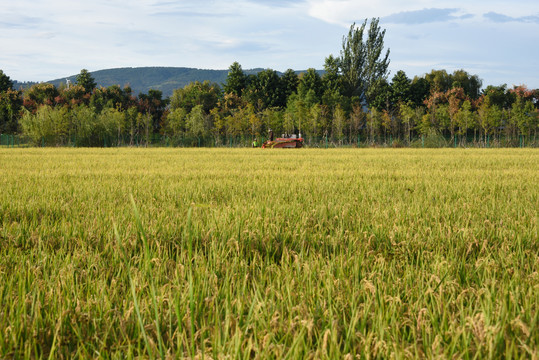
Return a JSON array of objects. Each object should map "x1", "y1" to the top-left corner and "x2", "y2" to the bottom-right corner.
[{"x1": 1, "y1": 18, "x2": 538, "y2": 147}]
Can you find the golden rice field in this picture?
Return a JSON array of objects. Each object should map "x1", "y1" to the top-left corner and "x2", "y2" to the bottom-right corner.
[{"x1": 0, "y1": 148, "x2": 538, "y2": 359}]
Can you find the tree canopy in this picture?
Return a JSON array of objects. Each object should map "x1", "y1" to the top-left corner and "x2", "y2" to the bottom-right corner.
[
  {"x1": 76, "y1": 69, "x2": 97, "y2": 93},
  {"x1": 339, "y1": 18, "x2": 390, "y2": 101}
]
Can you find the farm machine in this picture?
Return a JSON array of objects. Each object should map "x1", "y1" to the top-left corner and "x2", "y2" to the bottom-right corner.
[{"x1": 262, "y1": 130, "x2": 304, "y2": 148}]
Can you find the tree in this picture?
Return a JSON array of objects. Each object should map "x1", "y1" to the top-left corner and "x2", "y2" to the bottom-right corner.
[
  {"x1": 390, "y1": 70, "x2": 412, "y2": 104},
  {"x1": 338, "y1": 18, "x2": 390, "y2": 100},
  {"x1": 0, "y1": 70, "x2": 14, "y2": 92},
  {"x1": 482, "y1": 84, "x2": 514, "y2": 109},
  {"x1": 23, "y1": 83, "x2": 59, "y2": 113},
  {"x1": 410, "y1": 77, "x2": 430, "y2": 107},
  {"x1": 248, "y1": 69, "x2": 286, "y2": 110},
  {"x1": 20, "y1": 105, "x2": 69, "y2": 145},
  {"x1": 398, "y1": 102, "x2": 415, "y2": 143},
  {"x1": 478, "y1": 95, "x2": 502, "y2": 142},
  {"x1": 366, "y1": 78, "x2": 391, "y2": 111},
  {"x1": 76, "y1": 69, "x2": 97, "y2": 93},
  {"x1": 424, "y1": 70, "x2": 452, "y2": 93},
  {"x1": 71, "y1": 105, "x2": 98, "y2": 146},
  {"x1": 186, "y1": 105, "x2": 207, "y2": 138},
  {"x1": 349, "y1": 100, "x2": 366, "y2": 142},
  {"x1": 90, "y1": 85, "x2": 133, "y2": 112},
  {"x1": 138, "y1": 89, "x2": 168, "y2": 133},
  {"x1": 451, "y1": 69, "x2": 482, "y2": 99},
  {"x1": 510, "y1": 96, "x2": 535, "y2": 138},
  {"x1": 0, "y1": 89, "x2": 23, "y2": 133},
  {"x1": 456, "y1": 100, "x2": 474, "y2": 140},
  {"x1": 322, "y1": 55, "x2": 341, "y2": 93},
  {"x1": 281, "y1": 69, "x2": 299, "y2": 100},
  {"x1": 170, "y1": 81, "x2": 220, "y2": 114},
  {"x1": 332, "y1": 105, "x2": 346, "y2": 141},
  {"x1": 447, "y1": 87, "x2": 466, "y2": 140},
  {"x1": 298, "y1": 68, "x2": 323, "y2": 103},
  {"x1": 366, "y1": 108, "x2": 381, "y2": 142},
  {"x1": 165, "y1": 107, "x2": 188, "y2": 136},
  {"x1": 223, "y1": 62, "x2": 246, "y2": 97},
  {"x1": 61, "y1": 85, "x2": 88, "y2": 108}
]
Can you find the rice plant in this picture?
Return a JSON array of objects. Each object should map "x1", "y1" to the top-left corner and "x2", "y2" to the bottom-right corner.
[{"x1": 0, "y1": 148, "x2": 537, "y2": 358}]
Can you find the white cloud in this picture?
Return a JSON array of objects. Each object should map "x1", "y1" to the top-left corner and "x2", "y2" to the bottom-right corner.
[
  {"x1": 305, "y1": 0, "x2": 539, "y2": 25},
  {"x1": 1, "y1": 0, "x2": 538, "y2": 87}
]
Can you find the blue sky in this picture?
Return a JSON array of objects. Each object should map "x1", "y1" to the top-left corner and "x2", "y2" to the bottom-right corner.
[{"x1": 1, "y1": 0, "x2": 538, "y2": 88}]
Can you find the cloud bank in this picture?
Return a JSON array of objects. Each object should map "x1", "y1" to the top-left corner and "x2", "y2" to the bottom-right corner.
[{"x1": 1, "y1": 0, "x2": 538, "y2": 88}]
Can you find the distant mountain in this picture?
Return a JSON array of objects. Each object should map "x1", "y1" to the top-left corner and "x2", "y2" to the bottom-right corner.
[
  {"x1": 45, "y1": 67, "x2": 232, "y2": 98},
  {"x1": 44, "y1": 66, "x2": 319, "y2": 98}
]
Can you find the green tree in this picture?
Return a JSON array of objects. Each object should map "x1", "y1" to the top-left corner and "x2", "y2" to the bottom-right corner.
[
  {"x1": 338, "y1": 18, "x2": 390, "y2": 100},
  {"x1": 165, "y1": 107, "x2": 188, "y2": 136},
  {"x1": 482, "y1": 84, "x2": 514, "y2": 109},
  {"x1": 138, "y1": 89, "x2": 168, "y2": 133},
  {"x1": 170, "y1": 81, "x2": 220, "y2": 114},
  {"x1": 410, "y1": 77, "x2": 430, "y2": 107},
  {"x1": 390, "y1": 70, "x2": 411, "y2": 104},
  {"x1": 249, "y1": 69, "x2": 286, "y2": 110},
  {"x1": 0, "y1": 70, "x2": 14, "y2": 92},
  {"x1": 332, "y1": 105, "x2": 346, "y2": 141},
  {"x1": 186, "y1": 104, "x2": 207, "y2": 138},
  {"x1": 20, "y1": 105, "x2": 69, "y2": 145},
  {"x1": 284, "y1": 94, "x2": 309, "y2": 136},
  {"x1": 447, "y1": 87, "x2": 466, "y2": 140},
  {"x1": 398, "y1": 102, "x2": 415, "y2": 143},
  {"x1": 97, "y1": 107, "x2": 124, "y2": 145},
  {"x1": 23, "y1": 83, "x2": 59, "y2": 112},
  {"x1": 71, "y1": 105, "x2": 98, "y2": 146},
  {"x1": 61, "y1": 85, "x2": 88, "y2": 108},
  {"x1": 366, "y1": 108, "x2": 382, "y2": 142},
  {"x1": 76, "y1": 69, "x2": 97, "y2": 93},
  {"x1": 322, "y1": 55, "x2": 341, "y2": 93},
  {"x1": 424, "y1": 70, "x2": 452, "y2": 93},
  {"x1": 224, "y1": 62, "x2": 246, "y2": 97},
  {"x1": 0, "y1": 89, "x2": 23, "y2": 133},
  {"x1": 510, "y1": 96, "x2": 536, "y2": 138},
  {"x1": 90, "y1": 85, "x2": 133, "y2": 112},
  {"x1": 366, "y1": 78, "x2": 391, "y2": 111},
  {"x1": 225, "y1": 105, "x2": 250, "y2": 136},
  {"x1": 456, "y1": 100, "x2": 474, "y2": 139},
  {"x1": 451, "y1": 69, "x2": 482, "y2": 99},
  {"x1": 298, "y1": 68, "x2": 323, "y2": 103},
  {"x1": 349, "y1": 101, "x2": 366, "y2": 142},
  {"x1": 281, "y1": 69, "x2": 299, "y2": 100},
  {"x1": 478, "y1": 95, "x2": 502, "y2": 142}
]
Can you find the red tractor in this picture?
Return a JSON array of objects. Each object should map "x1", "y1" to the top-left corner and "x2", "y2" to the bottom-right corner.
[{"x1": 262, "y1": 131, "x2": 304, "y2": 148}]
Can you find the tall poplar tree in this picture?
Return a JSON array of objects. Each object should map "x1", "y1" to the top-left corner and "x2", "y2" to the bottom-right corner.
[{"x1": 338, "y1": 18, "x2": 390, "y2": 101}]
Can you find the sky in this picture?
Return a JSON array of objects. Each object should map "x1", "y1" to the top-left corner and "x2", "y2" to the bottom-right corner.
[{"x1": 1, "y1": 0, "x2": 538, "y2": 88}]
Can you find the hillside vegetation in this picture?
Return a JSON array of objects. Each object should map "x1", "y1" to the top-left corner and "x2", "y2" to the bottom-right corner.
[{"x1": 46, "y1": 67, "x2": 271, "y2": 98}]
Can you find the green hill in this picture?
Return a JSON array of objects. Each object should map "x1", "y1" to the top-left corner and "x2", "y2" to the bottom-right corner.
[{"x1": 46, "y1": 67, "x2": 273, "y2": 98}]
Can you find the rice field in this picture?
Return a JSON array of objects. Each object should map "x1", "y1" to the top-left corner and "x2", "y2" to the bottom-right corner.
[{"x1": 0, "y1": 148, "x2": 538, "y2": 359}]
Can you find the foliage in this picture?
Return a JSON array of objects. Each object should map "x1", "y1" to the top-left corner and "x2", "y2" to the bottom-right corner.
[
  {"x1": 0, "y1": 88, "x2": 23, "y2": 133},
  {"x1": 0, "y1": 70, "x2": 14, "y2": 92},
  {"x1": 339, "y1": 18, "x2": 390, "y2": 100},
  {"x1": 223, "y1": 62, "x2": 246, "y2": 97},
  {"x1": 170, "y1": 81, "x2": 220, "y2": 114},
  {"x1": 19, "y1": 105, "x2": 69, "y2": 145},
  {"x1": 76, "y1": 69, "x2": 97, "y2": 93}
]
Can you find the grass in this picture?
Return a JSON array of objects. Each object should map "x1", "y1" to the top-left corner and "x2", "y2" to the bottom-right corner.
[{"x1": 0, "y1": 148, "x2": 538, "y2": 359}]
